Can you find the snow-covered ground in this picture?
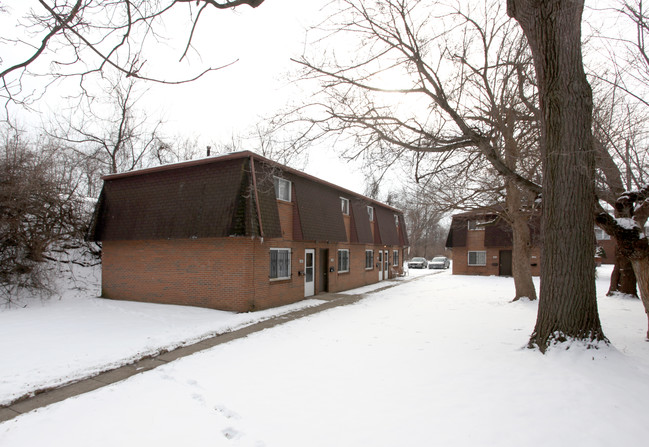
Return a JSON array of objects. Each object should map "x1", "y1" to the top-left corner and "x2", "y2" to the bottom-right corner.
[
  {"x1": 0, "y1": 260, "x2": 328, "y2": 406},
  {"x1": 2, "y1": 265, "x2": 649, "y2": 446}
]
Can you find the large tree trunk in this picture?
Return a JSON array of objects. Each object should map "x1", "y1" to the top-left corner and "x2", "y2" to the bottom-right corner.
[
  {"x1": 595, "y1": 186, "x2": 649, "y2": 339},
  {"x1": 511, "y1": 211, "x2": 538, "y2": 301},
  {"x1": 503, "y1": 100, "x2": 537, "y2": 302},
  {"x1": 505, "y1": 175, "x2": 537, "y2": 301},
  {"x1": 508, "y1": 0, "x2": 606, "y2": 351},
  {"x1": 630, "y1": 258, "x2": 649, "y2": 339},
  {"x1": 607, "y1": 247, "x2": 638, "y2": 297},
  {"x1": 592, "y1": 121, "x2": 639, "y2": 297}
]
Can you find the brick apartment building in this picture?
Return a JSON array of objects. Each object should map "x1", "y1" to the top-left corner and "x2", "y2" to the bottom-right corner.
[
  {"x1": 445, "y1": 207, "x2": 616, "y2": 276},
  {"x1": 88, "y1": 151, "x2": 409, "y2": 312},
  {"x1": 445, "y1": 209, "x2": 541, "y2": 276},
  {"x1": 595, "y1": 227, "x2": 616, "y2": 265}
]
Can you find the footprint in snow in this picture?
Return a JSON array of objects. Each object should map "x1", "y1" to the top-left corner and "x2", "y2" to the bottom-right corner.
[
  {"x1": 191, "y1": 393, "x2": 205, "y2": 404},
  {"x1": 222, "y1": 427, "x2": 241, "y2": 440},
  {"x1": 215, "y1": 404, "x2": 240, "y2": 420}
]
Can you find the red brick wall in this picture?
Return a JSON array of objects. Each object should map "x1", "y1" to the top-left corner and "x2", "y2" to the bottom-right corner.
[
  {"x1": 102, "y1": 237, "x2": 404, "y2": 312},
  {"x1": 451, "y1": 246, "x2": 541, "y2": 276},
  {"x1": 450, "y1": 227, "x2": 541, "y2": 276},
  {"x1": 597, "y1": 239, "x2": 616, "y2": 265},
  {"x1": 102, "y1": 238, "x2": 255, "y2": 311}
]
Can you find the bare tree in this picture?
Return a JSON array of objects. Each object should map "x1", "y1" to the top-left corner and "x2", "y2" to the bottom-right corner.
[
  {"x1": 50, "y1": 77, "x2": 162, "y2": 174},
  {"x1": 215, "y1": 123, "x2": 311, "y2": 170},
  {"x1": 287, "y1": 0, "x2": 632, "y2": 348},
  {"x1": 0, "y1": 124, "x2": 90, "y2": 304},
  {"x1": 153, "y1": 135, "x2": 205, "y2": 165},
  {"x1": 1, "y1": 0, "x2": 265, "y2": 114},
  {"x1": 587, "y1": 1, "x2": 649, "y2": 337},
  {"x1": 287, "y1": 0, "x2": 541, "y2": 301},
  {"x1": 590, "y1": 80, "x2": 649, "y2": 297},
  {"x1": 596, "y1": 187, "x2": 649, "y2": 339},
  {"x1": 507, "y1": 0, "x2": 607, "y2": 350},
  {"x1": 393, "y1": 186, "x2": 448, "y2": 259}
]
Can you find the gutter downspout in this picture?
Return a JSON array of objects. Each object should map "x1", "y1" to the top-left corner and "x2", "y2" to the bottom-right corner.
[{"x1": 249, "y1": 155, "x2": 265, "y2": 239}]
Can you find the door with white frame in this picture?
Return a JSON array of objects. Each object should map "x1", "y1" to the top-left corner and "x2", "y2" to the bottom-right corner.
[
  {"x1": 304, "y1": 249, "x2": 315, "y2": 297},
  {"x1": 378, "y1": 251, "x2": 384, "y2": 281},
  {"x1": 384, "y1": 250, "x2": 389, "y2": 280}
]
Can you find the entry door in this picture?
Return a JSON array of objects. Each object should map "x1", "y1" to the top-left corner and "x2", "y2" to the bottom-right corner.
[
  {"x1": 384, "y1": 250, "x2": 389, "y2": 279},
  {"x1": 305, "y1": 249, "x2": 315, "y2": 297},
  {"x1": 318, "y1": 249, "x2": 328, "y2": 293},
  {"x1": 499, "y1": 250, "x2": 513, "y2": 276},
  {"x1": 378, "y1": 251, "x2": 384, "y2": 281}
]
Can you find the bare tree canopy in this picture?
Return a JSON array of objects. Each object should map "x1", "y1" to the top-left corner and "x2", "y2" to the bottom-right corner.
[
  {"x1": 292, "y1": 0, "x2": 541, "y2": 196},
  {"x1": 281, "y1": 0, "x2": 542, "y2": 301},
  {"x1": 0, "y1": 0, "x2": 266, "y2": 113},
  {"x1": 0, "y1": 124, "x2": 95, "y2": 304}
]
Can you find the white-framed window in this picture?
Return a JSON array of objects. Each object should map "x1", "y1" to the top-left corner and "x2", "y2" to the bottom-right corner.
[
  {"x1": 365, "y1": 250, "x2": 374, "y2": 269},
  {"x1": 367, "y1": 206, "x2": 374, "y2": 222},
  {"x1": 270, "y1": 248, "x2": 291, "y2": 280},
  {"x1": 341, "y1": 197, "x2": 350, "y2": 215},
  {"x1": 394, "y1": 214, "x2": 399, "y2": 226},
  {"x1": 468, "y1": 219, "x2": 487, "y2": 231},
  {"x1": 595, "y1": 227, "x2": 611, "y2": 241},
  {"x1": 338, "y1": 249, "x2": 350, "y2": 272},
  {"x1": 274, "y1": 177, "x2": 291, "y2": 202},
  {"x1": 393, "y1": 250, "x2": 399, "y2": 267},
  {"x1": 468, "y1": 251, "x2": 487, "y2": 266}
]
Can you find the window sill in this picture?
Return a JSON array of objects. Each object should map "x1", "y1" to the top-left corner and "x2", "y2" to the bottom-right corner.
[{"x1": 269, "y1": 277, "x2": 291, "y2": 283}]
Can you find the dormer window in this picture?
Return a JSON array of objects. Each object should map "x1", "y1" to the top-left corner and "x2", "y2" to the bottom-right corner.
[
  {"x1": 367, "y1": 206, "x2": 374, "y2": 222},
  {"x1": 468, "y1": 219, "x2": 487, "y2": 231},
  {"x1": 274, "y1": 177, "x2": 291, "y2": 202},
  {"x1": 341, "y1": 197, "x2": 350, "y2": 215}
]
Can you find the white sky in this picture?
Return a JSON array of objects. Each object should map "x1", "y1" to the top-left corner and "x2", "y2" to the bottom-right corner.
[
  {"x1": 142, "y1": 1, "x2": 371, "y2": 192},
  {"x1": 3, "y1": 1, "x2": 634, "y2": 200},
  {"x1": 1, "y1": 0, "x2": 370, "y2": 195},
  {"x1": 163, "y1": 0, "x2": 370, "y2": 193},
  {"x1": 141, "y1": 1, "x2": 320, "y2": 139}
]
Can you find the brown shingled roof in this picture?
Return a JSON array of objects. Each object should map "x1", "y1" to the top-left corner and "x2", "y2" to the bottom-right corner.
[
  {"x1": 288, "y1": 172, "x2": 348, "y2": 242},
  {"x1": 90, "y1": 157, "x2": 269, "y2": 241},
  {"x1": 89, "y1": 151, "x2": 408, "y2": 245},
  {"x1": 375, "y1": 205, "x2": 401, "y2": 246},
  {"x1": 350, "y1": 198, "x2": 374, "y2": 244},
  {"x1": 445, "y1": 207, "x2": 540, "y2": 248}
]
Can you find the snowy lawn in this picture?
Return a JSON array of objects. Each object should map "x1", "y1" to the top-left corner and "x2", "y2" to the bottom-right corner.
[
  {"x1": 0, "y1": 261, "x2": 328, "y2": 406},
  {"x1": 2, "y1": 266, "x2": 649, "y2": 446}
]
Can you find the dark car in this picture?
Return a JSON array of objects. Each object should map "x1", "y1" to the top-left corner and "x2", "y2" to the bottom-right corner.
[
  {"x1": 408, "y1": 257, "x2": 428, "y2": 269},
  {"x1": 428, "y1": 256, "x2": 450, "y2": 269}
]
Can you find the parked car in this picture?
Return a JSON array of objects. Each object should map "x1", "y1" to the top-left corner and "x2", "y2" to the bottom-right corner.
[
  {"x1": 407, "y1": 257, "x2": 428, "y2": 269},
  {"x1": 429, "y1": 256, "x2": 450, "y2": 269}
]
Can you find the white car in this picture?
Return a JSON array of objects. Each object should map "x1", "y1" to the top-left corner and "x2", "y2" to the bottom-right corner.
[
  {"x1": 428, "y1": 256, "x2": 450, "y2": 269},
  {"x1": 407, "y1": 257, "x2": 428, "y2": 269}
]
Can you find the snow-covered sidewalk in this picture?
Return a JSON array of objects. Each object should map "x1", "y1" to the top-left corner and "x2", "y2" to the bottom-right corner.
[
  {"x1": 2, "y1": 266, "x2": 649, "y2": 446},
  {"x1": 0, "y1": 265, "x2": 430, "y2": 406}
]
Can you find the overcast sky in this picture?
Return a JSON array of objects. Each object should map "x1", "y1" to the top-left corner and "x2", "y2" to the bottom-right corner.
[
  {"x1": 140, "y1": 0, "x2": 371, "y2": 195},
  {"x1": 1, "y1": 1, "x2": 371, "y2": 195}
]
